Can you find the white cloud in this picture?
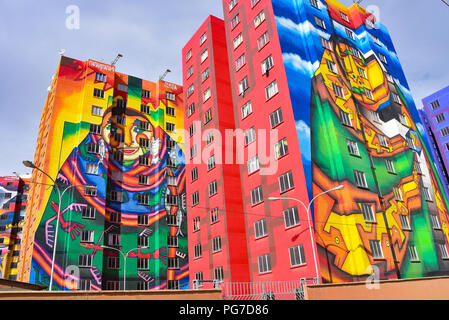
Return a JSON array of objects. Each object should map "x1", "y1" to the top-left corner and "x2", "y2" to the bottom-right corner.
[
  {"x1": 283, "y1": 53, "x2": 320, "y2": 77},
  {"x1": 296, "y1": 120, "x2": 311, "y2": 138},
  {"x1": 275, "y1": 16, "x2": 330, "y2": 40}
]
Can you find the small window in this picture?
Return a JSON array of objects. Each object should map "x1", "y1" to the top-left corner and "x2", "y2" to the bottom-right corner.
[
  {"x1": 270, "y1": 108, "x2": 283, "y2": 128},
  {"x1": 201, "y1": 50, "x2": 209, "y2": 63},
  {"x1": 385, "y1": 159, "x2": 395, "y2": 174},
  {"x1": 82, "y1": 206, "x2": 96, "y2": 220},
  {"x1": 340, "y1": 110, "x2": 352, "y2": 126},
  {"x1": 166, "y1": 92, "x2": 176, "y2": 101},
  {"x1": 247, "y1": 156, "x2": 260, "y2": 175},
  {"x1": 233, "y1": 33, "x2": 243, "y2": 49},
  {"x1": 188, "y1": 103, "x2": 196, "y2": 117},
  {"x1": 193, "y1": 217, "x2": 200, "y2": 232},
  {"x1": 254, "y1": 219, "x2": 267, "y2": 239},
  {"x1": 369, "y1": 240, "x2": 383, "y2": 259},
  {"x1": 192, "y1": 191, "x2": 199, "y2": 206},
  {"x1": 431, "y1": 100, "x2": 440, "y2": 110},
  {"x1": 279, "y1": 171, "x2": 294, "y2": 193},
  {"x1": 203, "y1": 88, "x2": 212, "y2": 102},
  {"x1": 239, "y1": 76, "x2": 249, "y2": 95},
  {"x1": 84, "y1": 186, "x2": 97, "y2": 197},
  {"x1": 108, "y1": 256, "x2": 120, "y2": 269},
  {"x1": 137, "y1": 258, "x2": 149, "y2": 270},
  {"x1": 81, "y1": 230, "x2": 94, "y2": 243},
  {"x1": 93, "y1": 88, "x2": 105, "y2": 99},
  {"x1": 400, "y1": 214, "x2": 411, "y2": 230},
  {"x1": 422, "y1": 187, "x2": 432, "y2": 202},
  {"x1": 231, "y1": 14, "x2": 240, "y2": 29},
  {"x1": 79, "y1": 254, "x2": 93, "y2": 267},
  {"x1": 90, "y1": 124, "x2": 102, "y2": 135},
  {"x1": 257, "y1": 32, "x2": 269, "y2": 50},
  {"x1": 138, "y1": 214, "x2": 149, "y2": 226},
  {"x1": 212, "y1": 236, "x2": 222, "y2": 253},
  {"x1": 284, "y1": 206, "x2": 300, "y2": 228},
  {"x1": 439, "y1": 244, "x2": 449, "y2": 259},
  {"x1": 361, "y1": 203, "x2": 376, "y2": 222},
  {"x1": 79, "y1": 279, "x2": 92, "y2": 291},
  {"x1": 138, "y1": 235, "x2": 149, "y2": 248},
  {"x1": 142, "y1": 89, "x2": 151, "y2": 99},
  {"x1": 191, "y1": 168, "x2": 198, "y2": 182},
  {"x1": 241, "y1": 101, "x2": 252, "y2": 119},
  {"x1": 95, "y1": 72, "x2": 106, "y2": 82},
  {"x1": 244, "y1": 127, "x2": 256, "y2": 145},
  {"x1": 194, "y1": 244, "x2": 202, "y2": 258},
  {"x1": 208, "y1": 180, "x2": 218, "y2": 197},
  {"x1": 321, "y1": 37, "x2": 332, "y2": 51},
  {"x1": 326, "y1": 60, "x2": 338, "y2": 74},
  {"x1": 346, "y1": 139, "x2": 360, "y2": 157},
  {"x1": 265, "y1": 80, "x2": 278, "y2": 100},
  {"x1": 207, "y1": 155, "x2": 216, "y2": 171},
  {"x1": 289, "y1": 245, "x2": 306, "y2": 267},
  {"x1": 210, "y1": 208, "x2": 219, "y2": 224},
  {"x1": 258, "y1": 254, "x2": 272, "y2": 274},
  {"x1": 141, "y1": 104, "x2": 151, "y2": 114},
  {"x1": 378, "y1": 134, "x2": 389, "y2": 148},
  {"x1": 275, "y1": 138, "x2": 289, "y2": 159},
  {"x1": 354, "y1": 170, "x2": 368, "y2": 189},
  {"x1": 333, "y1": 84, "x2": 345, "y2": 99},
  {"x1": 251, "y1": 186, "x2": 263, "y2": 205},
  {"x1": 201, "y1": 68, "x2": 210, "y2": 82},
  {"x1": 86, "y1": 163, "x2": 99, "y2": 175},
  {"x1": 393, "y1": 186, "x2": 403, "y2": 201},
  {"x1": 186, "y1": 49, "x2": 192, "y2": 62},
  {"x1": 214, "y1": 267, "x2": 224, "y2": 282},
  {"x1": 430, "y1": 215, "x2": 441, "y2": 230},
  {"x1": 200, "y1": 32, "x2": 207, "y2": 45},
  {"x1": 254, "y1": 10, "x2": 266, "y2": 28},
  {"x1": 436, "y1": 113, "x2": 446, "y2": 124},
  {"x1": 408, "y1": 245, "x2": 420, "y2": 262},
  {"x1": 261, "y1": 55, "x2": 274, "y2": 75},
  {"x1": 166, "y1": 123, "x2": 175, "y2": 132},
  {"x1": 236, "y1": 54, "x2": 246, "y2": 71},
  {"x1": 314, "y1": 16, "x2": 326, "y2": 29},
  {"x1": 340, "y1": 11, "x2": 349, "y2": 22},
  {"x1": 345, "y1": 28, "x2": 354, "y2": 40}
]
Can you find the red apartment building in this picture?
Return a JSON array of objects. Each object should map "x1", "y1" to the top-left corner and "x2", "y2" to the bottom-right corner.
[{"x1": 183, "y1": 5, "x2": 318, "y2": 287}]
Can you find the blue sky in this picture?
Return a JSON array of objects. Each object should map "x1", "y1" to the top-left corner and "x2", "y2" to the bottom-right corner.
[{"x1": 0, "y1": 0, "x2": 448, "y2": 176}]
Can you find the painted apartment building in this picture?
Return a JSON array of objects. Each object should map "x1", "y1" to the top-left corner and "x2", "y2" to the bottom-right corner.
[
  {"x1": 184, "y1": 0, "x2": 449, "y2": 285},
  {"x1": 419, "y1": 86, "x2": 449, "y2": 198},
  {"x1": 0, "y1": 176, "x2": 30, "y2": 281},
  {"x1": 18, "y1": 56, "x2": 188, "y2": 291}
]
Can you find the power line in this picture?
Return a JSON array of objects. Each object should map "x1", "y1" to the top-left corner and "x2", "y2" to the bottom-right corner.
[{"x1": 442, "y1": 0, "x2": 449, "y2": 7}]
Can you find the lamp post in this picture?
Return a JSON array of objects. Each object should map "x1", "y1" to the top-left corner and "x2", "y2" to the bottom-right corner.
[
  {"x1": 101, "y1": 245, "x2": 139, "y2": 291},
  {"x1": 268, "y1": 184, "x2": 344, "y2": 284},
  {"x1": 23, "y1": 160, "x2": 84, "y2": 291}
]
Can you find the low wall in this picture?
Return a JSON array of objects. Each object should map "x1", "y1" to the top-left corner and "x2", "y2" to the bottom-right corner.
[
  {"x1": 305, "y1": 276, "x2": 449, "y2": 300},
  {"x1": 0, "y1": 289, "x2": 223, "y2": 300}
]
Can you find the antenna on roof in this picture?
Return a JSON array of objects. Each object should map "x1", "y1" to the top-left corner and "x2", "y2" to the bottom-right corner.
[
  {"x1": 111, "y1": 53, "x2": 123, "y2": 67},
  {"x1": 159, "y1": 69, "x2": 171, "y2": 81},
  {"x1": 58, "y1": 49, "x2": 66, "y2": 56}
]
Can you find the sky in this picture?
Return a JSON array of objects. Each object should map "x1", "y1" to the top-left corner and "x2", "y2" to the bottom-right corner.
[{"x1": 0, "y1": 0, "x2": 448, "y2": 177}]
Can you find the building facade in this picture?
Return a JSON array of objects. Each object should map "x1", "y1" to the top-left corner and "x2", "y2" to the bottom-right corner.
[
  {"x1": 419, "y1": 86, "x2": 449, "y2": 198},
  {"x1": 18, "y1": 56, "x2": 188, "y2": 291},
  {"x1": 0, "y1": 175, "x2": 30, "y2": 281},
  {"x1": 184, "y1": 0, "x2": 449, "y2": 286}
]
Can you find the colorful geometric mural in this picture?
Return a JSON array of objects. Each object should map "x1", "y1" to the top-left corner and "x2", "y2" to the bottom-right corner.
[
  {"x1": 26, "y1": 57, "x2": 188, "y2": 290},
  {"x1": 272, "y1": 0, "x2": 449, "y2": 282}
]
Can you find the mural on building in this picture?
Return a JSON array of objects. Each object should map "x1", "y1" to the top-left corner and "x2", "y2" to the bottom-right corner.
[
  {"x1": 28, "y1": 57, "x2": 188, "y2": 290},
  {"x1": 0, "y1": 176, "x2": 29, "y2": 280},
  {"x1": 272, "y1": 0, "x2": 449, "y2": 282}
]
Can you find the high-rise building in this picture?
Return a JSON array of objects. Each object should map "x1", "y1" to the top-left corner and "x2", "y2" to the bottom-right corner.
[
  {"x1": 18, "y1": 56, "x2": 188, "y2": 291},
  {"x1": 0, "y1": 175, "x2": 30, "y2": 281},
  {"x1": 184, "y1": 0, "x2": 449, "y2": 286},
  {"x1": 419, "y1": 86, "x2": 449, "y2": 198}
]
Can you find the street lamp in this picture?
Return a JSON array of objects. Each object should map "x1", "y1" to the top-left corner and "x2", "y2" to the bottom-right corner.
[
  {"x1": 23, "y1": 160, "x2": 85, "y2": 291},
  {"x1": 268, "y1": 184, "x2": 344, "y2": 284},
  {"x1": 101, "y1": 245, "x2": 139, "y2": 291}
]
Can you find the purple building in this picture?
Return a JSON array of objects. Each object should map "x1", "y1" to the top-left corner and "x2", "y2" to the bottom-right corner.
[{"x1": 420, "y1": 85, "x2": 449, "y2": 197}]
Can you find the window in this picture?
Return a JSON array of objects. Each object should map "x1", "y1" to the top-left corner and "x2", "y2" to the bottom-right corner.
[
  {"x1": 369, "y1": 240, "x2": 383, "y2": 259},
  {"x1": 109, "y1": 211, "x2": 121, "y2": 224},
  {"x1": 194, "y1": 244, "x2": 202, "y2": 258},
  {"x1": 254, "y1": 10, "x2": 266, "y2": 28},
  {"x1": 195, "y1": 272, "x2": 204, "y2": 287},
  {"x1": 137, "y1": 282, "x2": 150, "y2": 291},
  {"x1": 261, "y1": 55, "x2": 274, "y2": 75},
  {"x1": 345, "y1": 28, "x2": 354, "y2": 40},
  {"x1": 310, "y1": 0, "x2": 319, "y2": 8},
  {"x1": 236, "y1": 54, "x2": 246, "y2": 71},
  {"x1": 191, "y1": 168, "x2": 198, "y2": 182},
  {"x1": 233, "y1": 33, "x2": 243, "y2": 49},
  {"x1": 137, "y1": 194, "x2": 150, "y2": 206},
  {"x1": 186, "y1": 49, "x2": 192, "y2": 62},
  {"x1": 386, "y1": 73, "x2": 394, "y2": 83},
  {"x1": 192, "y1": 191, "x2": 199, "y2": 206},
  {"x1": 321, "y1": 37, "x2": 332, "y2": 51},
  {"x1": 361, "y1": 203, "x2": 376, "y2": 222},
  {"x1": 166, "y1": 195, "x2": 178, "y2": 206},
  {"x1": 110, "y1": 190, "x2": 123, "y2": 203},
  {"x1": 378, "y1": 134, "x2": 389, "y2": 147},
  {"x1": 190, "y1": 145, "x2": 197, "y2": 159},
  {"x1": 87, "y1": 143, "x2": 100, "y2": 154},
  {"x1": 385, "y1": 159, "x2": 395, "y2": 174},
  {"x1": 392, "y1": 92, "x2": 401, "y2": 104},
  {"x1": 408, "y1": 245, "x2": 420, "y2": 262},
  {"x1": 201, "y1": 50, "x2": 209, "y2": 63},
  {"x1": 108, "y1": 234, "x2": 121, "y2": 246},
  {"x1": 138, "y1": 235, "x2": 149, "y2": 248},
  {"x1": 326, "y1": 59, "x2": 338, "y2": 74},
  {"x1": 315, "y1": 16, "x2": 326, "y2": 29},
  {"x1": 365, "y1": 89, "x2": 374, "y2": 100},
  {"x1": 251, "y1": 0, "x2": 260, "y2": 7},
  {"x1": 167, "y1": 236, "x2": 178, "y2": 248},
  {"x1": 275, "y1": 138, "x2": 289, "y2": 159},
  {"x1": 354, "y1": 170, "x2": 368, "y2": 188},
  {"x1": 214, "y1": 267, "x2": 224, "y2": 282},
  {"x1": 357, "y1": 66, "x2": 367, "y2": 79},
  {"x1": 79, "y1": 254, "x2": 93, "y2": 267},
  {"x1": 209, "y1": 180, "x2": 218, "y2": 197},
  {"x1": 166, "y1": 123, "x2": 175, "y2": 132},
  {"x1": 265, "y1": 80, "x2": 278, "y2": 100},
  {"x1": 251, "y1": 186, "x2": 263, "y2": 205},
  {"x1": 167, "y1": 280, "x2": 179, "y2": 290},
  {"x1": 187, "y1": 84, "x2": 194, "y2": 97},
  {"x1": 167, "y1": 175, "x2": 177, "y2": 187},
  {"x1": 289, "y1": 245, "x2": 306, "y2": 267},
  {"x1": 168, "y1": 258, "x2": 180, "y2": 269},
  {"x1": 436, "y1": 113, "x2": 446, "y2": 124},
  {"x1": 139, "y1": 138, "x2": 150, "y2": 148},
  {"x1": 84, "y1": 185, "x2": 97, "y2": 197},
  {"x1": 441, "y1": 127, "x2": 449, "y2": 137},
  {"x1": 203, "y1": 88, "x2": 212, "y2": 102},
  {"x1": 423, "y1": 187, "x2": 432, "y2": 202},
  {"x1": 279, "y1": 171, "x2": 294, "y2": 193},
  {"x1": 141, "y1": 104, "x2": 151, "y2": 114},
  {"x1": 439, "y1": 244, "x2": 449, "y2": 259},
  {"x1": 431, "y1": 215, "x2": 441, "y2": 230},
  {"x1": 378, "y1": 53, "x2": 387, "y2": 64},
  {"x1": 258, "y1": 254, "x2": 272, "y2": 273},
  {"x1": 340, "y1": 110, "x2": 352, "y2": 126},
  {"x1": 212, "y1": 236, "x2": 222, "y2": 252},
  {"x1": 139, "y1": 155, "x2": 149, "y2": 166},
  {"x1": 142, "y1": 89, "x2": 151, "y2": 99},
  {"x1": 270, "y1": 108, "x2": 283, "y2": 128},
  {"x1": 414, "y1": 161, "x2": 422, "y2": 175},
  {"x1": 201, "y1": 68, "x2": 210, "y2": 82},
  {"x1": 117, "y1": 84, "x2": 128, "y2": 92},
  {"x1": 231, "y1": 14, "x2": 240, "y2": 29},
  {"x1": 229, "y1": 0, "x2": 237, "y2": 11},
  {"x1": 186, "y1": 66, "x2": 194, "y2": 79},
  {"x1": 247, "y1": 156, "x2": 260, "y2": 174},
  {"x1": 93, "y1": 88, "x2": 105, "y2": 98},
  {"x1": 86, "y1": 163, "x2": 99, "y2": 175},
  {"x1": 400, "y1": 214, "x2": 411, "y2": 230},
  {"x1": 346, "y1": 139, "x2": 360, "y2": 156},
  {"x1": 200, "y1": 32, "x2": 207, "y2": 45},
  {"x1": 239, "y1": 76, "x2": 249, "y2": 95},
  {"x1": 431, "y1": 100, "x2": 440, "y2": 110},
  {"x1": 206, "y1": 131, "x2": 214, "y2": 145},
  {"x1": 210, "y1": 208, "x2": 219, "y2": 224},
  {"x1": 241, "y1": 101, "x2": 252, "y2": 119},
  {"x1": 137, "y1": 258, "x2": 149, "y2": 270},
  {"x1": 167, "y1": 214, "x2": 177, "y2": 226},
  {"x1": 95, "y1": 72, "x2": 106, "y2": 82},
  {"x1": 90, "y1": 124, "x2": 102, "y2": 135},
  {"x1": 108, "y1": 256, "x2": 120, "y2": 269},
  {"x1": 406, "y1": 136, "x2": 415, "y2": 149},
  {"x1": 193, "y1": 217, "x2": 200, "y2": 232},
  {"x1": 254, "y1": 219, "x2": 267, "y2": 239},
  {"x1": 245, "y1": 127, "x2": 256, "y2": 145},
  {"x1": 166, "y1": 92, "x2": 176, "y2": 101},
  {"x1": 207, "y1": 155, "x2": 216, "y2": 171},
  {"x1": 82, "y1": 206, "x2": 96, "y2": 220},
  {"x1": 284, "y1": 206, "x2": 300, "y2": 228},
  {"x1": 140, "y1": 121, "x2": 151, "y2": 131},
  {"x1": 79, "y1": 280, "x2": 91, "y2": 291},
  {"x1": 333, "y1": 83, "x2": 345, "y2": 98},
  {"x1": 81, "y1": 230, "x2": 94, "y2": 243},
  {"x1": 393, "y1": 186, "x2": 403, "y2": 201},
  {"x1": 257, "y1": 32, "x2": 269, "y2": 50},
  {"x1": 371, "y1": 110, "x2": 381, "y2": 122},
  {"x1": 340, "y1": 11, "x2": 349, "y2": 22},
  {"x1": 188, "y1": 103, "x2": 195, "y2": 117}
]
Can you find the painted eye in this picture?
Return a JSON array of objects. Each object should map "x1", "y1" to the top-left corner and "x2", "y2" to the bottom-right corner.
[{"x1": 133, "y1": 127, "x2": 144, "y2": 134}]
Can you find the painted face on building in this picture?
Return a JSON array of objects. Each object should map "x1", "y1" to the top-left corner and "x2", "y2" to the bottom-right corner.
[{"x1": 101, "y1": 108, "x2": 155, "y2": 163}]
